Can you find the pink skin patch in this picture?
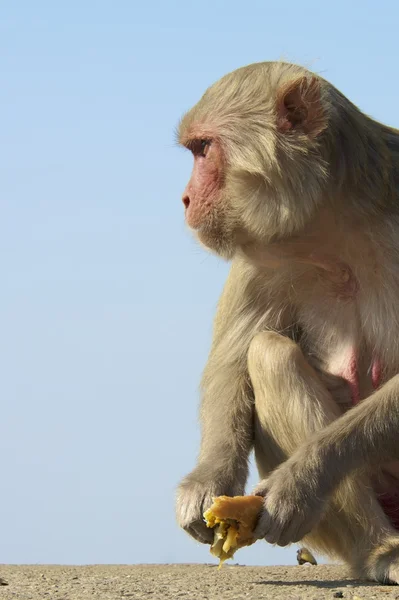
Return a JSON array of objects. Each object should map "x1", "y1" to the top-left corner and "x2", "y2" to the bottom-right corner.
[
  {"x1": 371, "y1": 357, "x2": 382, "y2": 390},
  {"x1": 339, "y1": 355, "x2": 382, "y2": 404},
  {"x1": 182, "y1": 139, "x2": 223, "y2": 229},
  {"x1": 340, "y1": 352, "x2": 360, "y2": 405}
]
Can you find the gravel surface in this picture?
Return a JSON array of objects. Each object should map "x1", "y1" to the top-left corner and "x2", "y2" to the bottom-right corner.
[{"x1": 0, "y1": 564, "x2": 397, "y2": 600}]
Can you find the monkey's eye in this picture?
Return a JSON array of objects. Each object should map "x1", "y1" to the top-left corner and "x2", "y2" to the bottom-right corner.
[
  {"x1": 200, "y1": 139, "x2": 210, "y2": 157},
  {"x1": 186, "y1": 138, "x2": 212, "y2": 157}
]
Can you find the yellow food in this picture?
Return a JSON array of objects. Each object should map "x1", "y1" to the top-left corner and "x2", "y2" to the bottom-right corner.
[
  {"x1": 296, "y1": 547, "x2": 318, "y2": 565},
  {"x1": 203, "y1": 495, "x2": 264, "y2": 566}
]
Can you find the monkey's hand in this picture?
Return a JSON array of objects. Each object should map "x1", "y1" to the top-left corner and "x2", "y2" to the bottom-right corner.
[
  {"x1": 253, "y1": 450, "x2": 332, "y2": 546},
  {"x1": 176, "y1": 465, "x2": 245, "y2": 545}
]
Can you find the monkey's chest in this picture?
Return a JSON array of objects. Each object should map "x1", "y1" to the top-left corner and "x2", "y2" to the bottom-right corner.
[
  {"x1": 293, "y1": 258, "x2": 399, "y2": 392},
  {"x1": 295, "y1": 293, "x2": 386, "y2": 406}
]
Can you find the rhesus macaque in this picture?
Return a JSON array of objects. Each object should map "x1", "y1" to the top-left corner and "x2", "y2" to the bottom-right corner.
[{"x1": 175, "y1": 61, "x2": 399, "y2": 584}]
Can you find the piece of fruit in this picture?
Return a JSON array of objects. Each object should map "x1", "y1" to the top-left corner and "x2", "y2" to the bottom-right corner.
[
  {"x1": 203, "y1": 495, "x2": 264, "y2": 566},
  {"x1": 297, "y1": 547, "x2": 318, "y2": 565}
]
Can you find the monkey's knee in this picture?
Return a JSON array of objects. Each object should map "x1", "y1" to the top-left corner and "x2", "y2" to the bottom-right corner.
[
  {"x1": 248, "y1": 331, "x2": 303, "y2": 382},
  {"x1": 248, "y1": 330, "x2": 315, "y2": 419}
]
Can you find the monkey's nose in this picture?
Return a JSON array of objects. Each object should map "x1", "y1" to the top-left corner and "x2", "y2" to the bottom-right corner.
[{"x1": 182, "y1": 195, "x2": 190, "y2": 209}]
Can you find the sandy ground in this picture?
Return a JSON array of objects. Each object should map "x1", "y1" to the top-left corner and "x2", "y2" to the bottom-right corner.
[{"x1": 0, "y1": 564, "x2": 398, "y2": 600}]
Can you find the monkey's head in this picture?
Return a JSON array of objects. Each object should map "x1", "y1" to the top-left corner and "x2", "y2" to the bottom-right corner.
[{"x1": 178, "y1": 62, "x2": 332, "y2": 258}]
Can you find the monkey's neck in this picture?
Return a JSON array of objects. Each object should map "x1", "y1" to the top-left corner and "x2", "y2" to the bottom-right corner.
[
  {"x1": 241, "y1": 239, "x2": 358, "y2": 300},
  {"x1": 239, "y1": 210, "x2": 369, "y2": 299}
]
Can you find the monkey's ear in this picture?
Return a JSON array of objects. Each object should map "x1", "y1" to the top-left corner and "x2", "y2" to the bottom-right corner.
[{"x1": 276, "y1": 76, "x2": 326, "y2": 137}]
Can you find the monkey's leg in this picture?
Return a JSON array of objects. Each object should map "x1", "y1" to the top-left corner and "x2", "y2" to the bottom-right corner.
[{"x1": 248, "y1": 331, "x2": 399, "y2": 583}]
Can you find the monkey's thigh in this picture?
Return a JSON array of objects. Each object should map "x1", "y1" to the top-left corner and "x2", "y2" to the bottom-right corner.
[{"x1": 247, "y1": 331, "x2": 348, "y2": 478}]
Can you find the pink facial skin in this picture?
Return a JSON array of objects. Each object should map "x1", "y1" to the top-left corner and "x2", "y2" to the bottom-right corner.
[{"x1": 182, "y1": 138, "x2": 223, "y2": 229}]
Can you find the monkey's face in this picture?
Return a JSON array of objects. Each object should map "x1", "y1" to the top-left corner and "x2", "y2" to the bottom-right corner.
[
  {"x1": 181, "y1": 138, "x2": 224, "y2": 231},
  {"x1": 178, "y1": 63, "x2": 329, "y2": 257},
  {"x1": 181, "y1": 137, "x2": 236, "y2": 257}
]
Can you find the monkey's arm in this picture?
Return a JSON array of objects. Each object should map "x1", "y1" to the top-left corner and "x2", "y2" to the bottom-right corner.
[
  {"x1": 196, "y1": 262, "x2": 256, "y2": 479},
  {"x1": 254, "y1": 374, "x2": 399, "y2": 546},
  {"x1": 313, "y1": 373, "x2": 399, "y2": 474},
  {"x1": 176, "y1": 259, "x2": 289, "y2": 544},
  {"x1": 176, "y1": 362, "x2": 253, "y2": 544}
]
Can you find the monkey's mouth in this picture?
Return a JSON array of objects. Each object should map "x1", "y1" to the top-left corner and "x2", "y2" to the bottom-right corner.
[{"x1": 184, "y1": 202, "x2": 215, "y2": 231}]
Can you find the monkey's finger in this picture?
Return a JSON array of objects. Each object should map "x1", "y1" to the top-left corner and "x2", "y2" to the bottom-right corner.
[
  {"x1": 263, "y1": 524, "x2": 293, "y2": 547},
  {"x1": 253, "y1": 481, "x2": 269, "y2": 497},
  {"x1": 192, "y1": 523, "x2": 213, "y2": 544},
  {"x1": 264, "y1": 528, "x2": 283, "y2": 545},
  {"x1": 276, "y1": 528, "x2": 305, "y2": 547},
  {"x1": 185, "y1": 521, "x2": 213, "y2": 545},
  {"x1": 272, "y1": 537, "x2": 292, "y2": 547},
  {"x1": 184, "y1": 525, "x2": 208, "y2": 544},
  {"x1": 260, "y1": 512, "x2": 294, "y2": 546},
  {"x1": 277, "y1": 517, "x2": 313, "y2": 547},
  {"x1": 253, "y1": 510, "x2": 273, "y2": 540}
]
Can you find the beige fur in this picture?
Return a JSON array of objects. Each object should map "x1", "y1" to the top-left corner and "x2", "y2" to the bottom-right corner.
[{"x1": 176, "y1": 61, "x2": 399, "y2": 584}]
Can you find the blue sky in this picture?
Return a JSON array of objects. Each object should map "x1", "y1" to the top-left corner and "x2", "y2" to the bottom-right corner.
[{"x1": 1, "y1": 0, "x2": 398, "y2": 566}]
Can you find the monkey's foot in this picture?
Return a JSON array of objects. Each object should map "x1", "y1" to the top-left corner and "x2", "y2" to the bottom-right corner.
[{"x1": 365, "y1": 537, "x2": 399, "y2": 585}]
